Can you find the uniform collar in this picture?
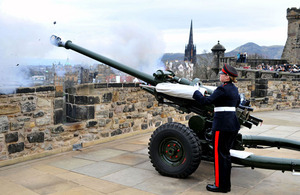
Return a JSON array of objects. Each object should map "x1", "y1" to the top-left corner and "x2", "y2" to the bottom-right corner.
[{"x1": 223, "y1": 81, "x2": 232, "y2": 84}]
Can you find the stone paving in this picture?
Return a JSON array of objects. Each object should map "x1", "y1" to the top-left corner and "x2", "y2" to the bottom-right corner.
[{"x1": 0, "y1": 109, "x2": 300, "y2": 194}]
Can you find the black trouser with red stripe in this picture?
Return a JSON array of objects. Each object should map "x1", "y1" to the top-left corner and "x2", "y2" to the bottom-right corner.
[{"x1": 213, "y1": 130, "x2": 238, "y2": 189}]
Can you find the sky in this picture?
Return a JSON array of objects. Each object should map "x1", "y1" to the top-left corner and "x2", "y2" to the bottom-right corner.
[
  {"x1": 0, "y1": 0, "x2": 299, "y2": 92},
  {"x1": 1, "y1": 0, "x2": 299, "y2": 65}
]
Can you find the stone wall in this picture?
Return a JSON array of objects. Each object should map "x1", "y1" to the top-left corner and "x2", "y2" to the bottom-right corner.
[
  {"x1": 0, "y1": 84, "x2": 192, "y2": 166},
  {"x1": 202, "y1": 77, "x2": 300, "y2": 111},
  {"x1": 1, "y1": 74, "x2": 300, "y2": 166},
  {"x1": 0, "y1": 86, "x2": 62, "y2": 162}
]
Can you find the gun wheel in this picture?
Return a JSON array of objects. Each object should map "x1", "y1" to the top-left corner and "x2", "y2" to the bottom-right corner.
[{"x1": 148, "y1": 122, "x2": 201, "y2": 178}]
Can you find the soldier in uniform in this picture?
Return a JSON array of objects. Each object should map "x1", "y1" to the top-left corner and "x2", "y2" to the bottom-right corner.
[{"x1": 193, "y1": 64, "x2": 240, "y2": 193}]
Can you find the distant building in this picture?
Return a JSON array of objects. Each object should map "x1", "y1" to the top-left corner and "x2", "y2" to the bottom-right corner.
[
  {"x1": 31, "y1": 75, "x2": 46, "y2": 86},
  {"x1": 184, "y1": 20, "x2": 197, "y2": 64},
  {"x1": 211, "y1": 40, "x2": 226, "y2": 74},
  {"x1": 94, "y1": 64, "x2": 115, "y2": 83},
  {"x1": 165, "y1": 60, "x2": 194, "y2": 80},
  {"x1": 282, "y1": 7, "x2": 300, "y2": 64},
  {"x1": 80, "y1": 67, "x2": 94, "y2": 84},
  {"x1": 165, "y1": 21, "x2": 196, "y2": 80}
]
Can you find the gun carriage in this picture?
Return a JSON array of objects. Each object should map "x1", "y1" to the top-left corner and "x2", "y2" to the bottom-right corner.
[{"x1": 51, "y1": 35, "x2": 300, "y2": 177}]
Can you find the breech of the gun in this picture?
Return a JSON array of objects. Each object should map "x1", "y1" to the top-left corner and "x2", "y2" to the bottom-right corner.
[{"x1": 154, "y1": 83, "x2": 208, "y2": 100}]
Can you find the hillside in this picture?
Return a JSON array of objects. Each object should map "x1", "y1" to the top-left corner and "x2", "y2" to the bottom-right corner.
[
  {"x1": 161, "y1": 43, "x2": 284, "y2": 61},
  {"x1": 161, "y1": 53, "x2": 184, "y2": 62},
  {"x1": 225, "y1": 42, "x2": 284, "y2": 59}
]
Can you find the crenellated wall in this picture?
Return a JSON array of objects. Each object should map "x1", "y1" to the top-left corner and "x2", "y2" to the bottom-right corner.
[{"x1": 0, "y1": 71, "x2": 300, "y2": 166}]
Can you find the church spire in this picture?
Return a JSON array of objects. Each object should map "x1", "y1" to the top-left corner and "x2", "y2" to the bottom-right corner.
[
  {"x1": 184, "y1": 20, "x2": 197, "y2": 63},
  {"x1": 188, "y1": 20, "x2": 193, "y2": 45}
]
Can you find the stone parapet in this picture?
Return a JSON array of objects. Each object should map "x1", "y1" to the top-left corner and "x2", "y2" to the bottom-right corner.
[
  {"x1": 0, "y1": 83, "x2": 192, "y2": 165},
  {"x1": 0, "y1": 79, "x2": 299, "y2": 165}
]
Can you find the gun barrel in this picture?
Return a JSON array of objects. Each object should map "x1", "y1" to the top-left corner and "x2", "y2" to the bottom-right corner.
[{"x1": 50, "y1": 35, "x2": 157, "y2": 85}]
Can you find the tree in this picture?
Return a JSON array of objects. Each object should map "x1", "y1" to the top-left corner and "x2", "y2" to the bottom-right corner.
[{"x1": 195, "y1": 50, "x2": 214, "y2": 79}]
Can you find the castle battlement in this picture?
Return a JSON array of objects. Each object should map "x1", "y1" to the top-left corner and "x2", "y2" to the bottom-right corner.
[
  {"x1": 281, "y1": 7, "x2": 300, "y2": 64},
  {"x1": 287, "y1": 7, "x2": 300, "y2": 20}
]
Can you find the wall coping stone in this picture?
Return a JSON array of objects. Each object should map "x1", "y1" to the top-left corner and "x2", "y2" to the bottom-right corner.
[{"x1": 16, "y1": 86, "x2": 55, "y2": 94}]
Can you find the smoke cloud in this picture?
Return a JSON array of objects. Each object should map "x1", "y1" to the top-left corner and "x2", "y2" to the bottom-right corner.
[
  {"x1": 107, "y1": 22, "x2": 166, "y2": 73},
  {"x1": 0, "y1": 13, "x2": 166, "y2": 94},
  {"x1": 0, "y1": 14, "x2": 55, "y2": 94},
  {"x1": 75, "y1": 22, "x2": 166, "y2": 74}
]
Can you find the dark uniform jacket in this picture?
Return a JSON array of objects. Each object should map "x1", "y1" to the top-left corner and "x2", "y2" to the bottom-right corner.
[{"x1": 193, "y1": 82, "x2": 240, "y2": 132}]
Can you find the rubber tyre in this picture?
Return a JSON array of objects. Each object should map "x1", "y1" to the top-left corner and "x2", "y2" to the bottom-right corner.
[{"x1": 148, "y1": 122, "x2": 202, "y2": 178}]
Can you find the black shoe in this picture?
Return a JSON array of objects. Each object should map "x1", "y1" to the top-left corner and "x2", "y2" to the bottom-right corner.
[{"x1": 206, "y1": 184, "x2": 231, "y2": 193}]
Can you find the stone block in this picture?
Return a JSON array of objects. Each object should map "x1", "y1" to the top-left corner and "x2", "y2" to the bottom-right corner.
[
  {"x1": 33, "y1": 111, "x2": 44, "y2": 118},
  {"x1": 5, "y1": 132, "x2": 18, "y2": 143},
  {"x1": 0, "y1": 104, "x2": 20, "y2": 115},
  {"x1": 147, "y1": 102, "x2": 153, "y2": 108},
  {"x1": 98, "y1": 119, "x2": 106, "y2": 127},
  {"x1": 123, "y1": 104, "x2": 135, "y2": 112},
  {"x1": 102, "y1": 92, "x2": 113, "y2": 103},
  {"x1": 73, "y1": 105, "x2": 87, "y2": 120},
  {"x1": 21, "y1": 100, "x2": 36, "y2": 113},
  {"x1": 119, "y1": 122, "x2": 130, "y2": 129},
  {"x1": 51, "y1": 125, "x2": 64, "y2": 134},
  {"x1": 96, "y1": 110, "x2": 109, "y2": 118},
  {"x1": 94, "y1": 83, "x2": 108, "y2": 88},
  {"x1": 54, "y1": 109, "x2": 64, "y2": 124},
  {"x1": 69, "y1": 95, "x2": 75, "y2": 104},
  {"x1": 65, "y1": 87, "x2": 76, "y2": 94},
  {"x1": 54, "y1": 98, "x2": 64, "y2": 109},
  {"x1": 86, "y1": 120, "x2": 98, "y2": 128},
  {"x1": 111, "y1": 129, "x2": 122, "y2": 136},
  {"x1": 88, "y1": 96, "x2": 100, "y2": 104},
  {"x1": 168, "y1": 117, "x2": 174, "y2": 123},
  {"x1": 256, "y1": 84, "x2": 268, "y2": 89},
  {"x1": 256, "y1": 79, "x2": 268, "y2": 84},
  {"x1": 27, "y1": 132, "x2": 44, "y2": 143},
  {"x1": 108, "y1": 83, "x2": 123, "y2": 88},
  {"x1": 8, "y1": 142, "x2": 24, "y2": 154},
  {"x1": 101, "y1": 132, "x2": 109, "y2": 137},
  {"x1": 87, "y1": 106, "x2": 95, "y2": 119},
  {"x1": 37, "y1": 97, "x2": 51, "y2": 108},
  {"x1": 76, "y1": 84, "x2": 94, "y2": 94},
  {"x1": 36, "y1": 86, "x2": 55, "y2": 92},
  {"x1": 155, "y1": 121, "x2": 162, "y2": 127},
  {"x1": 75, "y1": 95, "x2": 88, "y2": 105},
  {"x1": 64, "y1": 122, "x2": 86, "y2": 131},
  {"x1": 116, "y1": 101, "x2": 126, "y2": 105},
  {"x1": 11, "y1": 121, "x2": 25, "y2": 131},
  {"x1": 141, "y1": 123, "x2": 148, "y2": 130},
  {"x1": 66, "y1": 103, "x2": 73, "y2": 118},
  {"x1": 16, "y1": 87, "x2": 35, "y2": 93},
  {"x1": 0, "y1": 116, "x2": 9, "y2": 133},
  {"x1": 81, "y1": 134, "x2": 94, "y2": 141},
  {"x1": 36, "y1": 116, "x2": 51, "y2": 126},
  {"x1": 17, "y1": 117, "x2": 31, "y2": 122},
  {"x1": 55, "y1": 85, "x2": 64, "y2": 97},
  {"x1": 255, "y1": 89, "x2": 267, "y2": 97},
  {"x1": 66, "y1": 116, "x2": 80, "y2": 123},
  {"x1": 123, "y1": 83, "x2": 137, "y2": 87}
]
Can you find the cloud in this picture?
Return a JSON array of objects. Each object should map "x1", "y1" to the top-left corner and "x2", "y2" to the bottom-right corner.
[{"x1": 0, "y1": 14, "x2": 54, "y2": 93}]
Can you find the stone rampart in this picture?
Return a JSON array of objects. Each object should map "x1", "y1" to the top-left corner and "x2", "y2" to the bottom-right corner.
[
  {"x1": 0, "y1": 84, "x2": 192, "y2": 166},
  {"x1": 0, "y1": 72, "x2": 300, "y2": 166}
]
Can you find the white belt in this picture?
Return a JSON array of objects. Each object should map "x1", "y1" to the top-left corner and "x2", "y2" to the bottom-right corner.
[{"x1": 214, "y1": 107, "x2": 236, "y2": 112}]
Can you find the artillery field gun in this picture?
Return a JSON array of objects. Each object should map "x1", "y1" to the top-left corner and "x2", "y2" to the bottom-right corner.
[{"x1": 51, "y1": 35, "x2": 300, "y2": 178}]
